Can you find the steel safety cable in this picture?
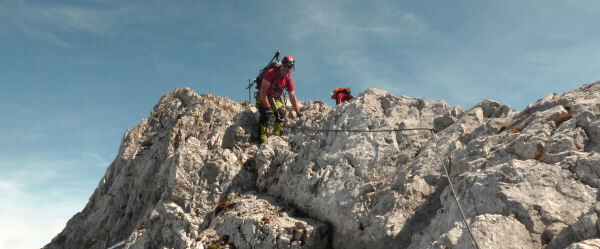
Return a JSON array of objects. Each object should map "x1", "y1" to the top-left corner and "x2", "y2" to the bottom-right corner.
[
  {"x1": 294, "y1": 127, "x2": 435, "y2": 133},
  {"x1": 287, "y1": 124, "x2": 482, "y2": 247},
  {"x1": 429, "y1": 130, "x2": 483, "y2": 249},
  {"x1": 289, "y1": 125, "x2": 482, "y2": 248}
]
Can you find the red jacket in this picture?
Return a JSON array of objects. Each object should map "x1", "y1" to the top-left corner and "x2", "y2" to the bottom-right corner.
[
  {"x1": 332, "y1": 92, "x2": 353, "y2": 105},
  {"x1": 263, "y1": 68, "x2": 294, "y2": 97}
]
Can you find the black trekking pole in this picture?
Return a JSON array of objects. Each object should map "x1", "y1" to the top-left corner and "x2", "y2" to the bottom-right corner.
[
  {"x1": 247, "y1": 50, "x2": 280, "y2": 89},
  {"x1": 272, "y1": 50, "x2": 280, "y2": 63},
  {"x1": 247, "y1": 79, "x2": 252, "y2": 103},
  {"x1": 246, "y1": 50, "x2": 282, "y2": 104}
]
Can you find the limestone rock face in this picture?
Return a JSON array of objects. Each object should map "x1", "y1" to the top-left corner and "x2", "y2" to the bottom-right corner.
[
  {"x1": 45, "y1": 81, "x2": 600, "y2": 249},
  {"x1": 44, "y1": 90, "x2": 261, "y2": 249},
  {"x1": 565, "y1": 239, "x2": 600, "y2": 249},
  {"x1": 256, "y1": 89, "x2": 468, "y2": 249},
  {"x1": 204, "y1": 194, "x2": 329, "y2": 249},
  {"x1": 433, "y1": 214, "x2": 536, "y2": 249}
]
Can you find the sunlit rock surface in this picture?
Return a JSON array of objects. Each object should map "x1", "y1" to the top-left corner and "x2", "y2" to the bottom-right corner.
[{"x1": 45, "y1": 81, "x2": 600, "y2": 249}]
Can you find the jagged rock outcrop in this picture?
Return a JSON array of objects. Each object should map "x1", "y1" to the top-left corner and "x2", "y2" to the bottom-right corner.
[
  {"x1": 45, "y1": 81, "x2": 600, "y2": 249},
  {"x1": 565, "y1": 239, "x2": 600, "y2": 249},
  {"x1": 45, "y1": 91, "x2": 263, "y2": 249},
  {"x1": 204, "y1": 194, "x2": 329, "y2": 249}
]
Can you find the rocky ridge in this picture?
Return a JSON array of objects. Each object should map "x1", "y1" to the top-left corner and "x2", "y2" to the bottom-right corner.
[{"x1": 45, "y1": 82, "x2": 600, "y2": 249}]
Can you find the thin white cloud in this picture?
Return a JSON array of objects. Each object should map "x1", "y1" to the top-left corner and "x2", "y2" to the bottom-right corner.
[
  {"x1": 267, "y1": 1, "x2": 434, "y2": 99},
  {"x1": 0, "y1": 156, "x2": 103, "y2": 185},
  {"x1": 0, "y1": 100, "x2": 38, "y2": 117},
  {"x1": 0, "y1": 178, "x2": 86, "y2": 249},
  {"x1": 12, "y1": 20, "x2": 72, "y2": 47},
  {"x1": 288, "y1": 1, "x2": 429, "y2": 45},
  {"x1": 517, "y1": 39, "x2": 600, "y2": 75},
  {"x1": 81, "y1": 152, "x2": 113, "y2": 169},
  {"x1": 46, "y1": 6, "x2": 123, "y2": 34},
  {"x1": 330, "y1": 50, "x2": 405, "y2": 94},
  {"x1": 0, "y1": 1, "x2": 135, "y2": 46},
  {"x1": 0, "y1": 156, "x2": 103, "y2": 249}
]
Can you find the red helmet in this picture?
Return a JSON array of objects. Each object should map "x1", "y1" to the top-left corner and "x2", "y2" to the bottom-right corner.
[{"x1": 282, "y1": 56, "x2": 295, "y2": 68}]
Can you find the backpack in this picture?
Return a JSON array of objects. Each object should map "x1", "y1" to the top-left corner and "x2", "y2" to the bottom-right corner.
[
  {"x1": 248, "y1": 51, "x2": 289, "y2": 99},
  {"x1": 255, "y1": 60, "x2": 283, "y2": 91}
]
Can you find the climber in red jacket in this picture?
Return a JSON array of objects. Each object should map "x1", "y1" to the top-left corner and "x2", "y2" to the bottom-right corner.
[
  {"x1": 257, "y1": 56, "x2": 302, "y2": 143},
  {"x1": 331, "y1": 88, "x2": 354, "y2": 105}
]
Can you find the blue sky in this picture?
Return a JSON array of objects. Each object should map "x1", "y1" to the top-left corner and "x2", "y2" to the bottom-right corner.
[{"x1": 1, "y1": 0, "x2": 600, "y2": 248}]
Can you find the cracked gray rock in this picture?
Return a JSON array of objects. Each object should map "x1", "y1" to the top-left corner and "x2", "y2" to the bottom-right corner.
[
  {"x1": 45, "y1": 81, "x2": 600, "y2": 249},
  {"x1": 205, "y1": 194, "x2": 329, "y2": 249}
]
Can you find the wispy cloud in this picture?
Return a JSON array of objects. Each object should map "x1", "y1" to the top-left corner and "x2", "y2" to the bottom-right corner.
[
  {"x1": 80, "y1": 152, "x2": 113, "y2": 169},
  {"x1": 0, "y1": 178, "x2": 88, "y2": 249},
  {"x1": 517, "y1": 39, "x2": 600, "y2": 76},
  {"x1": 0, "y1": 100, "x2": 38, "y2": 117},
  {"x1": 0, "y1": 154, "x2": 109, "y2": 183},
  {"x1": 0, "y1": 156, "x2": 105, "y2": 249},
  {"x1": 330, "y1": 50, "x2": 408, "y2": 94},
  {"x1": 265, "y1": 1, "x2": 435, "y2": 99},
  {"x1": 288, "y1": 1, "x2": 429, "y2": 46},
  {"x1": 0, "y1": 1, "x2": 134, "y2": 46}
]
